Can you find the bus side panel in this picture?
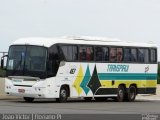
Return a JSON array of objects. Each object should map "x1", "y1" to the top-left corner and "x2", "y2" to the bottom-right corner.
[{"x1": 55, "y1": 62, "x2": 157, "y2": 98}]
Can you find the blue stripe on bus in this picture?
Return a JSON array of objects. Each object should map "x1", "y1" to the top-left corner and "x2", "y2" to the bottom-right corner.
[
  {"x1": 98, "y1": 73, "x2": 157, "y2": 80},
  {"x1": 80, "y1": 65, "x2": 91, "y2": 94}
]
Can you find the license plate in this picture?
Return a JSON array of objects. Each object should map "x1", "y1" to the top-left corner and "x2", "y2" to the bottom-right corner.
[{"x1": 18, "y1": 89, "x2": 25, "y2": 93}]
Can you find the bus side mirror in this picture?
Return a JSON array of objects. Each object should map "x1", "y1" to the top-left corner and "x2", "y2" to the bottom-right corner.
[
  {"x1": 1, "y1": 55, "x2": 8, "y2": 69},
  {"x1": 1, "y1": 57, "x2": 4, "y2": 69}
]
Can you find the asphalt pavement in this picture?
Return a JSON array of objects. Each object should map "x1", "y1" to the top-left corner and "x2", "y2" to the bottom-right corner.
[{"x1": 0, "y1": 98, "x2": 160, "y2": 114}]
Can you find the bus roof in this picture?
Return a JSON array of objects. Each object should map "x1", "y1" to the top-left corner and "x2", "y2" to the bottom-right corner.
[{"x1": 13, "y1": 36, "x2": 157, "y2": 48}]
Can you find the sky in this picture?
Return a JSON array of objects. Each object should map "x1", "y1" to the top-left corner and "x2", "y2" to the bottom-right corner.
[{"x1": 0, "y1": 0, "x2": 160, "y2": 60}]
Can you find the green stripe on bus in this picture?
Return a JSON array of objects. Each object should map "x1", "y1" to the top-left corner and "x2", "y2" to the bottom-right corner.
[{"x1": 98, "y1": 73, "x2": 157, "y2": 80}]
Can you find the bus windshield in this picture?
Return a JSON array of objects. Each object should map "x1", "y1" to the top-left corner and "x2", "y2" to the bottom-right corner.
[{"x1": 6, "y1": 45, "x2": 47, "y2": 78}]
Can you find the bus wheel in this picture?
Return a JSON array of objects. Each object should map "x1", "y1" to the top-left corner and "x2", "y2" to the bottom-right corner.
[
  {"x1": 56, "y1": 86, "x2": 68, "y2": 103},
  {"x1": 84, "y1": 97, "x2": 92, "y2": 102},
  {"x1": 23, "y1": 97, "x2": 34, "y2": 102},
  {"x1": 127, "y1": 86, "x2": 137, "y2": 102},
  {"x1": 117, "y1": 86, "x2": 125, "y2": 102}
]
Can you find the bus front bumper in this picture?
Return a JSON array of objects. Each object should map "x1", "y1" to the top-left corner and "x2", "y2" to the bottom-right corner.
[
  {"x1": 5, "y1": 86, "x2": 47, "y2": 98},
  {"x1": 5, "y1": 79, "x2": 51, "y2": 98}
]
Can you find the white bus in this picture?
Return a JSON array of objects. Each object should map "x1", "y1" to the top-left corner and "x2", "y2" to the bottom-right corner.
[{"x1": 2, "y1": 36, "x2": 158, "y2": 102}]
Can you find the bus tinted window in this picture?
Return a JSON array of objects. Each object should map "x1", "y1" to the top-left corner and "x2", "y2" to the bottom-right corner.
[
  {"x1": 79, "y1": 46, "x2": 93, "y2": 61},
  {"x1": 95, "y1": 47, "x2": 109, "y2": 61},
  {"x1": 61, "y1": 45, "x2": 78, "y2": 61},
  {"x1": 131, "y1": 48, "x2": 137, "y2": 62},
  {"x1": 150, "y1": 49, "x2": 157, "y2": 63},
  {"x1": 86, "y1": 47, "x2": 93, "y2": 61},
  {"x1": 124, "y1": 48, "x2": 131, "y2": 62},
  {"x1": 144, "y1": 49, "x2": 149, "y2": 63},
  {"x1": 104, "y1": 48, "x2": 109, "y2": 61},
  {"x1": 61, "y1": 46, "x2": 72, "y2": 61},
  {"x1": 138, "y1": 49, "x2": 144, "y2": 62},
  {"x1": 73, "y1": 46, "x2": 78, "y2": 61},
  {"x1": 117, "y1": 48, "x2": 123, "y2": 62},
  {"x1": 110, "y1": 48, "x2": 117, "y2": 62}
]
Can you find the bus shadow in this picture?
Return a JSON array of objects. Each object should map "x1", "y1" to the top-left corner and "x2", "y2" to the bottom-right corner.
[{"x1": 9, "y1": 99, "x2": 152, "y2": 104}]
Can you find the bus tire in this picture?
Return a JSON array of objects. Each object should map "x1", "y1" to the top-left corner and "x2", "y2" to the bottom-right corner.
[
  {"x1": 23, "y1": 97, "x2": 34, "y2": 102},
  {"x1": 56, "y1": 86, "x2": 68, "y2": 103},
  {"x1": 84, "y1": 97, "x2": 92, "y2": 102},
  {"x1": 127, "y1": 85, "x2": 137, "y2": 102},
  {"x1": 117, "y1": 85, "x2": 125, "y2": 102}
]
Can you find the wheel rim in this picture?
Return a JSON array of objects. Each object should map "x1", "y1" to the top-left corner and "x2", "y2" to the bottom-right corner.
[
  {"x1": 118, "y1": 89, "x2": 124, "y2": 98},
  {"x1": 61, "y1": 89, "x2": 67, "y2": 98},
  {"x1": 130, "y1": 87, "x2": 136, "y2": 100}
]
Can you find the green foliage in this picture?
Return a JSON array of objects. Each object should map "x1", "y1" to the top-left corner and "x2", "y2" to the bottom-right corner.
[{"x1": 0, "y1": 68, "x2": 6, "y2": 77}]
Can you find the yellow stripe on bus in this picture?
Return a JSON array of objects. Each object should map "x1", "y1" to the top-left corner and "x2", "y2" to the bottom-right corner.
[
  {"x1": 100, "y1": 80, "x2": 157, "y2": 88},
  {"x1": 72, "y1": 65, "x2": 84, "y2": 95}
]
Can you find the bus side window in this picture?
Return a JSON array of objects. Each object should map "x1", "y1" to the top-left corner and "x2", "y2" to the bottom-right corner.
[
  {"x1": 79, "y1": 47, "x2": 86, "y2": 61},
  {"x1": 144, "y1": 49, "x2": 149, "y2": 63},
  {"x1": 95, "y1": 47, "x2": 103, "y2": 61},
  {"x1": 104, "y1": 47, "x2": 109, "y2": 61},
  {"x1": 79, "y1": 46, "x2": 93, "y2": 61},
  {"x1": 131, "y1": 48, "x2": 137, "y2": 62},
  {"x1": 95, "y1": 47, "x2": 108, "y2": 61},
  {"x1": 61, "y1": 45, "x2": 78, "y2": 61},
  {"x1": 138, "y1": 49, "x2": 144, "y2": 62},
  {"x1": 110, "y1": 48, "x2": 117, "y2": 62},
  {"x1": 61, "y1": 46, "x2": 72, "y2": 61},
  {"x1": 117, "y1": 48, "x2": 123, "y2": 62},
  {"x1": 73, "y1": 46, "x2": 78, "y2": 61},
  {"x1": 124, "y1": 48, "x2": 131, "y2": 62},
  {"x1": 150, "y1": 49, "x2": 157, "y2": 63},
  {"x1": 86, "y1": 47, "x2": 93, "y2": 61}
]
